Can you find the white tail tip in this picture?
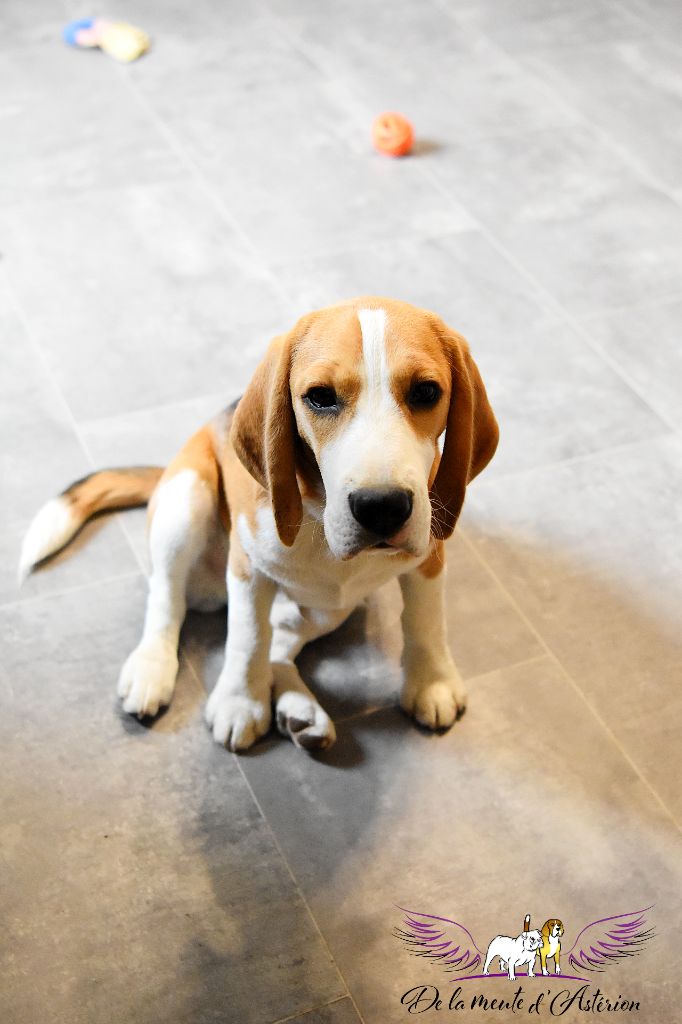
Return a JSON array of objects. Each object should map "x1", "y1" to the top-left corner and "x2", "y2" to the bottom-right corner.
[{"x1": 18, "y1": 497, "x2": 78, "y2": 584}]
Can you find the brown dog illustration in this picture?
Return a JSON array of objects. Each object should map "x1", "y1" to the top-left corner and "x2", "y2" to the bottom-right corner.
[{"x1": 540, "y1": 918, "x2": 564, "y2": 975}]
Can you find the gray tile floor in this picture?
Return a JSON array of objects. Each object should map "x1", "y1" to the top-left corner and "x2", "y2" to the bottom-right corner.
[{"x1": 2, "y1": 2, "x2": 681, "y2": 1022}]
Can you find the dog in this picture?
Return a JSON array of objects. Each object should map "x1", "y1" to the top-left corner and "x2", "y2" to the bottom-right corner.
[
  {"x1": 539, "y1": 918, "x2": 564, "y2": 975},
  {"x1": 483, "y1": 928, "x2": 543, "y2": 982},
  {"x1": 19, "y1": 297, "x2": 498, "y2": 752}
]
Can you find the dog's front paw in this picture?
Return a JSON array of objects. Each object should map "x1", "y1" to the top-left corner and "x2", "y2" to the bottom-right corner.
[
  {"x1": 400, "y1": 677, "x2": 467, "y2": 731},
  {"x1": 205, "y1": 687, "x2": 271, "y2": 751},
  {"x1": 555, "y1": 966, "x2": 561, "y2": 975},
  {"x1": 275, "y1": 691, "x2": 336, "y2": 751},
  {"x1": 118, "y1": 639, "x2": 179, "y2": 718},
  {"x1": 542, "y1": 968, "x2": 549, "y2": 976}
]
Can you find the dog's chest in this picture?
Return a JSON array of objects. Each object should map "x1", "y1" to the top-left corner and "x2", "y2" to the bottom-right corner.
[{"x1": 239, "y1": 512, "x2": 419, "y2": 610}]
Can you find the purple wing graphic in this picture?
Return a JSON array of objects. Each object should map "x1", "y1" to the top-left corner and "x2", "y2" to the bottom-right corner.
[
  {"x1": 394, "y1": 908, "x2": 482, "y2": 974},
  {"x1": 567, "y1": 907, "x2": 655, "y2": 974}
]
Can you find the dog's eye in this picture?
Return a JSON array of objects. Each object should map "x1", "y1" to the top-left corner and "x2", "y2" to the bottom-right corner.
[
  {"x1": 408, "y1": 380, "x2": 441, "y2": 408},
  {"x1": 304, "y1": 386, "x2": 339, "y2": 412}
]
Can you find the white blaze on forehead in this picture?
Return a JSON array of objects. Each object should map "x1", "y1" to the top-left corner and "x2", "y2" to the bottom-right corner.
[
  {"x1": 358, "y1": 307, "x2": 391, "y2": 401},
  {"x1": 316, "y1": 306, "x2": 435, "y2": 557}
]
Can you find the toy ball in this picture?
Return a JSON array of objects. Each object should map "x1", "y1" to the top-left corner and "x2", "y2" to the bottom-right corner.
[
  {"x1": 371, "y1": 112, "x2": 414, "y2": 157},
  {"x1": 63, "y1": 17, "x2": 149, "y2": 63}
]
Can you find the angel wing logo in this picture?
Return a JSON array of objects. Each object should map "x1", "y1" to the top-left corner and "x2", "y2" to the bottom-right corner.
[
  {"x1": 394, "y1": 906, "x2": 654, "y2": 984},
  {"x1": 394, "y1": 909, "x2": 484, "y2": 977},
  {"x1": 567, "y1": 907, "x2": 655, "y2": 975}
]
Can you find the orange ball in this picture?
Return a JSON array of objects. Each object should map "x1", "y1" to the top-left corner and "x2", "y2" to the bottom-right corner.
[{"x1": 371, "y1": 112, "x2": 414, "y2": 157}]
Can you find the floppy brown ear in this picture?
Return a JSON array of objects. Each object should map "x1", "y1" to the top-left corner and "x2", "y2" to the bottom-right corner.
[
  {"x1": 430, "y1": 323, "x2": 499, "y2": 539},
  {"x1": 230, "y1": 331, "x2": 302, "y2": 547}
]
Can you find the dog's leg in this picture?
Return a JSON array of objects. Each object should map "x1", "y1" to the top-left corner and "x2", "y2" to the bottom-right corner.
[
  {"x1": 270, "y1": 596, "x2": 351, "y2": 751},
  {"x1": 541, "y1": 946, "x2": 549, "y2": 976},
  {"x1": 399, "y1": 562, "x2": 466, "y2": 730},
  {"x1": 555, "y1": 950, "x2": 561, "y2": 974},
  {"x1": 118, "y1": 469, "x2": 215, "y2": 717},
  {"x1": 205, "y1": 560, "x2": 277, "y2": 751},
  {"x1": 508, "y1": 959, "x2": 516, "y2": 982}
]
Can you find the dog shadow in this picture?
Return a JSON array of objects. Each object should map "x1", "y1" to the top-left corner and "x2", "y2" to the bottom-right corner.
[
  {"x1": 178, "y1": 521, "x2": 679, "y2": 841},
  {"x1": 141, "y1": 526, "x2": 677, "y2": 1023},
  {"x1": 149, "y1": 515, "x2": 678, "y2": 793},
  {"x1": 177, "y1": 585, "x2": 405, "y2": 764}
]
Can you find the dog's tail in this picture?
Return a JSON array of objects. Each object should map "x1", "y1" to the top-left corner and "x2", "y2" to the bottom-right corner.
[
  {"x1": 18, "y1": 466, "x2": 164, "y2": 582},
  {"x1": 523, "y1": 914, "x2": 531, "y2": 933}
]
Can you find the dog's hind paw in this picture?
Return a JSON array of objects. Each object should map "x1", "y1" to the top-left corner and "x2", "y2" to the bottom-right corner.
[{"x1": 275, "y1": 691, "x2": 336, "y2": 751}]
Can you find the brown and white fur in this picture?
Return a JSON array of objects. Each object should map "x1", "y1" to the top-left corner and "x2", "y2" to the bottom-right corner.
[
  {"x1": 539, "y1": 919, "x2": 564, "y2": 975},
  {"x1": 19, "y1": 297, "x2": 498, "y2": 753}
]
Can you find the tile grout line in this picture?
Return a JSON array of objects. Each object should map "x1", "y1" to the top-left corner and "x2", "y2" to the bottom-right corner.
[
  {"x1": 461, "y1": 651, "x2": 550, "y2": 686},
  {"x1": 1, "y1": 266, "x2": 149, "y2": 577},
  {"x1": 78, "y1": 389, "x2": 230, "y2": 432},
  {"x1": 258, "y1": 0, "x2": 681, "y2": 433},
  {"x1": 2, "y1": 570, "x2": 142, "y2": 613},
  {"x1": 573, "y1": 290, "x2": 682, "y2": 320},
  {"x1": 112, "y1": 56, "x2": 476, "y2": 279},
  {"x1": 482, "y1": 427, "x2": 681, "y2": 488},
  {"x1": 458, "y1": 525, "x2": 682, "y2": 836},
  {"x1": 334, "y1": 701, "x2": 398, "y2": 726},
  {"x1": 110, "y1": 62, "x2": 297, "y2": 315},
  {"x1": 268, "y1": 995, "x2": 351, "y2": 1024},
  {"x1": 9, "y1": 43, "x2": 300, "y2": 583},
  {"x1": 332, "y1": 653, "x2": 551, "y2": 727},
  {"x1": 520, "y1": 59, "x2": 680, "y2": 202},
  {"x1": 415, "y1": 162, "x2": 680, "y2": 434},
  {"x1": 177, "y1": 651, "x2": 366, "y2": 1021},
  {"x1": 236, "y1": 760, "x2": 369, "y2": 1024},
  {"x1": 269, "y1": 0, "x2": 680, "y2": 214},
  {"x1": 441, "y1": 0, "x2": 682, "y2": 206},
  {"x1": 257, "y1": 222, "x2": 476, "y2": 275},
  {"x1": 602, "y1": 0, "x2": 682, "y2": 76},
  {"x1": 182, "y1": 650, "x2": 551, "y2": 734}
]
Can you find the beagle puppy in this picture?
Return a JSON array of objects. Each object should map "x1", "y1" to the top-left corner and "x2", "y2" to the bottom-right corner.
[
  {"x1": 540, "y1": 919, "x2": 564, "y2": 975},
  {"x1": 20, "y1": 297, "x2": 498, "y2": 752}
]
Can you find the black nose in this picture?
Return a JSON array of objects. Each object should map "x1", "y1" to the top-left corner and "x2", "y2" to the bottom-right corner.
[{"x1": 348, "y1": 487, "x2": 413, "y2": 538}]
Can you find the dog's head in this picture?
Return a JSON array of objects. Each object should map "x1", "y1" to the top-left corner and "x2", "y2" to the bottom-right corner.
[
  {"x1": 231, "y1": 297, "x2": 498, "y2": 558},
  {"x1": 523, "y1": 929, "x2": 543, "y2": 952},
  {"x1": 542, "y1": 919, "x2": 564, "y2": 940}
]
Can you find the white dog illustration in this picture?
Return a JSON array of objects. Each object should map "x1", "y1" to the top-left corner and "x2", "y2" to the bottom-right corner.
[{"x1": 483, "y1": 928, "x2": 543, "y2": 981}]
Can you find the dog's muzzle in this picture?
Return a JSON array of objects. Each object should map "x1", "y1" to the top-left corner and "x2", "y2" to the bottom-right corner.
[{"x1": 348, "y1": 487, "x2": 413, "y2": 539}]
